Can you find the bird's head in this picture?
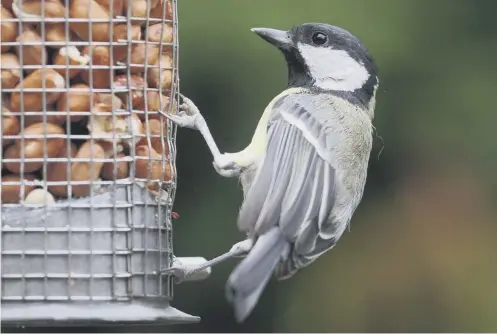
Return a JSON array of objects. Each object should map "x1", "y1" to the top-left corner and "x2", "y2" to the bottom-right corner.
[{"x1": 252, "y1": 22, "x2": 379, "y2": 109}]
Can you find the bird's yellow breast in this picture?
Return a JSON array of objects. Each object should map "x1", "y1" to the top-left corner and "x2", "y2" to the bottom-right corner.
[{"x1": 230, "y1": 87, "x2": 305, "y2": 167}]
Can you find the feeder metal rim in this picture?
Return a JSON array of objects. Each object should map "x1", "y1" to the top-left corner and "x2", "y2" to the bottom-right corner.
[{"x1": 1, "y1": 300, "x2": 200, "y2": 326}]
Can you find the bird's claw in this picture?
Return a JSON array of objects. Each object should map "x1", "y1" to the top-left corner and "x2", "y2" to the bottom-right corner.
[
  {"x1": 168, "y1": 94, "x2": 242, "y2": 178},
  {"x1": 162, "y1": 265, "x2": 187, "y2": 282},
  {"x1": 162, "y1": 94, "x2": 205, "y2": 130},
  {"x1": 213, "y1": 154, "x2": 242, "y2": 178},
  {"x1": 165, "y1": 110, "x2": 205, "y2": 130},
  {"x1": 179, "y1": 94, "x2": 200, "y2": 115}
]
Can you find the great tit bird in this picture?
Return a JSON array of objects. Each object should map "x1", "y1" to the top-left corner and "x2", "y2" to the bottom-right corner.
[{"x1": 166, "y1": 22, "x2": 379, "y2": 323}]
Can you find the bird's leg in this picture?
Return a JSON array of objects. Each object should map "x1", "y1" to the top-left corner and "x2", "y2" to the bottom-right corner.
[
  {"x1": 163, "y1": 94, "x2": 242, "y2": 178},
  {"x1": 171, "y1": 238, "x2": 254, "y2": 283}
]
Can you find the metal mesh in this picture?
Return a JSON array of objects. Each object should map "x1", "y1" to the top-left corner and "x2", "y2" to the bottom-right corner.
[{"x1": 0, "y1": 0, "x2": 182, "y2": 324}]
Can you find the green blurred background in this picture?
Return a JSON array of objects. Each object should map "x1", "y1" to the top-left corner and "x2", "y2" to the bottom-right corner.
[{"x1": 169, "y1": 0, "x2": 497, "y2": 332}]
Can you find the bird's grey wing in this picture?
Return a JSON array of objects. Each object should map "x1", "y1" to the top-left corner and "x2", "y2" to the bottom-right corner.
[{"x1": 237, "y1": 93, "x2": 345, "y2": 278}]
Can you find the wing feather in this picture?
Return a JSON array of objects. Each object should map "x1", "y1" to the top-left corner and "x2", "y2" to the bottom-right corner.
[{"x1": 237, "y1": 93, "x2": 350, "y2": 279}]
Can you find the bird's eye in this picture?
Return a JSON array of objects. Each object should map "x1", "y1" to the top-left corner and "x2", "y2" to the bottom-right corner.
[{"x1": 312, "y1": 32, "x2": 328, "y2": 46}]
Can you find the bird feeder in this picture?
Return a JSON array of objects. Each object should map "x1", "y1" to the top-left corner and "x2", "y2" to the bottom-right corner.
[{"x1": 0, "y1": 0, "x2": 209, "y2": 328}]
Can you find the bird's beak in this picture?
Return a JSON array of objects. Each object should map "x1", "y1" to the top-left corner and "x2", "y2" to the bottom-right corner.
[{"x1": 251, "y1": 27, "x2": 293, "y2": 50}]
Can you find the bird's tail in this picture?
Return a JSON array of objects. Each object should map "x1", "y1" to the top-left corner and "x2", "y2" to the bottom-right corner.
[{"x1": 225, "y1": 227, "x2": 290, "y2": 323}]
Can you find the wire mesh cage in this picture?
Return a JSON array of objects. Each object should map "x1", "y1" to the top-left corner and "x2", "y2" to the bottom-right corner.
[{"x1": 0, "y1": 0, "x2": 202, "y2": 327}]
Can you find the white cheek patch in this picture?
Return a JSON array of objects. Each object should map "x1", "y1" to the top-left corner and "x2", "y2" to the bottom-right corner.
[{"x1": 298, "y1": 43, "x2": 370, "y2": 92}]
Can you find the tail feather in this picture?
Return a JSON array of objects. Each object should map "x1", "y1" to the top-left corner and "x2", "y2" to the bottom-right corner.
[{"x1": 225, "y1": 227, "x2": 290, "y2": 322}]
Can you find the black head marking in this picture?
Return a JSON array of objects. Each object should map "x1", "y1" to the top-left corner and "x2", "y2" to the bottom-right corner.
[{"x1": 253, "y1": 23, "x2": 379, "y2": 108}]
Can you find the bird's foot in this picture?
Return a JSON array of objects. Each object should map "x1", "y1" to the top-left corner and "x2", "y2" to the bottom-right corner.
[
  {"x1": 213, "y1": 153, "x2": 242, "y2": 178},
  {"x1": 165, "y1": 239, "x2": 254, "y2": 283},
  {"x1": 164, "y1": 94, "x2": 206, "y2": 130},
  {"x1": 166, "y1": 94, "x2": 242, "y2": 178}
]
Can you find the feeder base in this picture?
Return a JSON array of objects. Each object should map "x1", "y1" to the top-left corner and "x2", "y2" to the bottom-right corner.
[{"x1": 1, "y1": 300, "x2": 200, "y2": 327}]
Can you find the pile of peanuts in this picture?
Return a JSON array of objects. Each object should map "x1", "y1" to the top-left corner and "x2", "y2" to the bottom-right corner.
[{"x1": 0, "y1": 0, "x2": 176, "y2": 204}]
